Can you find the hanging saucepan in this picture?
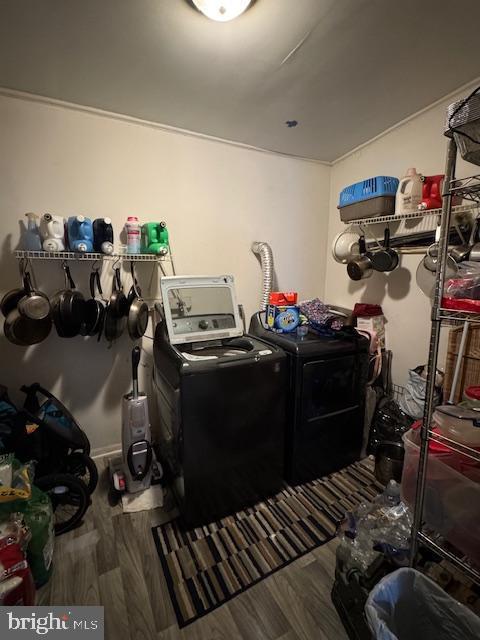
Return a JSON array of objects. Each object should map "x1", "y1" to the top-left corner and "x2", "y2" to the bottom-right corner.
[
  {"x1": 370, "y1": 228, "x2": 399, "y2": 272},
  {"x1": 17, "y1": 271, "x2": 50, "y2": 320},
  {"x1": 347, "y1": 236, "x2": 374, "y2": 281},
  {"x1": 127, "y1": 261, "x2": 149, "y2": 340},
  {"x1": 81, "y1": 269, "x2": 106, "y2": 337},
  {"x1": 51, "y1": 263, "x2": 86, "y2": 338}
]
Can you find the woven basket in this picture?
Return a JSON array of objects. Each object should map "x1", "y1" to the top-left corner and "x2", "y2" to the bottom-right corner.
[{"x1": 444, "y1": 325, "x2": 480, "y2": 403}]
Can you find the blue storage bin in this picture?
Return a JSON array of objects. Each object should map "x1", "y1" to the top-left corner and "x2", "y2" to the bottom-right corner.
[{"x1": 339, "y1": 176, "x2": 399, "y2": 207}]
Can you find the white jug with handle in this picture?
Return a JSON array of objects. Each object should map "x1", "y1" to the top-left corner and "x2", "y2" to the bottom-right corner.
[{"x1": 395, "y1": 168, "x2": 423, "y2": 214}]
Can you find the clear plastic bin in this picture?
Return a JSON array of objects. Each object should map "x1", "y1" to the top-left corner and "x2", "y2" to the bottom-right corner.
[{"x1": 401, "y1": 429, "x2": 480, "y2": 566}]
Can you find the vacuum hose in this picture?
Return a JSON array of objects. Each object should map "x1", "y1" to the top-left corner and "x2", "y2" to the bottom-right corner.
[{"x1": 251, "y1": 241, "x2": 274, "y2": 311}]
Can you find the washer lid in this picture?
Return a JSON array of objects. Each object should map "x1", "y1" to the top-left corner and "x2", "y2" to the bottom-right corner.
[{"x1": 161, "y1": 275, "x2": 243, "y2": 344}]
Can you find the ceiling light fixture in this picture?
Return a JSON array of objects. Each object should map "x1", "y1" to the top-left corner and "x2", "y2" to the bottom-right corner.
[{"x1": 191, "y1": 0, "x2": 252, "y2": 22}]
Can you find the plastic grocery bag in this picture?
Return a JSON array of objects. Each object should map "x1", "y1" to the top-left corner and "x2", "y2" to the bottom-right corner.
[
  {"x1": 365, "y1": 568, "x2": 480, "y2": 640},
  {"x1": 0, "y1": 454, "x2": 33, "y2": 503},
  {"x1": 0, "y1": 485, "x2": 54, "y2": 587},
  {"x1": 399, "y1": 366, "x2": 442, "y2": 419}
]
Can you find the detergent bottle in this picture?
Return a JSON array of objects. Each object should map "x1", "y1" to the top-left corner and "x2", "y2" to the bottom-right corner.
[
  {"x1": 67, "y1": 215, "x2": 94, "y2": 252},
  {"x1": 395, "y1": 168, "x2": 423, "y2": 214},
  {"x1": 419, "y1": 175, "x2": 444, "y2": 210},
  {"x1": 93, "y1": 217, "x2": 114, "y2": 254},
  {"x1": 141, "y1": 222, "x2": 169, "y2": 255},
  {"x1": 23, "y1": 213, "x2": 42, "y2": 251},
  {"x1": 39, "y1": 214, "x2": 66, "y2": 251},
  {"x1": 125, "y1": 216, "x2": 141, "y2": 254}
]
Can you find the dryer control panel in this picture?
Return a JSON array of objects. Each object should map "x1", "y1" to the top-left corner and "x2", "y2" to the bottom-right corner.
[{"x1": 172, "y1": 314, "x2": 236, "y2": 335}]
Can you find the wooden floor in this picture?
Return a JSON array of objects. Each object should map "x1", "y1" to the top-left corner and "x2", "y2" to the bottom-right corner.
[{"x1": 39, "y1": 458, "x2": 348, "y2": 640}]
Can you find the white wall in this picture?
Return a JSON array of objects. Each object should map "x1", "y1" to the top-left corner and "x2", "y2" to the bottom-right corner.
[
  {"x1": 325, "y1": 83, "x2": 478, "y2": 387},
  {"x1": 0, "y1": 93, "x2": 330, "y2": 452}
]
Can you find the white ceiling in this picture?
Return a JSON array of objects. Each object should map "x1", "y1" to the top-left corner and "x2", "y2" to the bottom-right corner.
[{"x1": 1, "y1": 0, "x2": 479, "y2": 162}]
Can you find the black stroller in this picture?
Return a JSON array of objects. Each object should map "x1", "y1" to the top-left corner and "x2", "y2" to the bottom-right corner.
[{"x1": 0, "y1": 383, "x2": 98, "y2": 534}]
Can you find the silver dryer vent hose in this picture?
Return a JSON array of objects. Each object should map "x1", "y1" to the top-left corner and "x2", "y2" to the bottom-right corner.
[{"x1": 251, "y1": 241, "x2": 274, "y2": 311}]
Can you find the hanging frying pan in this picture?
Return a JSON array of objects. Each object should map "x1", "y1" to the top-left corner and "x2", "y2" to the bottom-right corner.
[
  {"x1": 4, "y1": 312, "x2": 52, "y2": 346},
  {"x1": 81, "y1": 269, "x2": 106, "y2": 337},
  {"x1": 104, "y1": 300, "x2": 125, "y2": 342},
  {"x1": 17, "y1": 271, "x2": 50, "y2": 320},
  {"x1": 104, "y1": 272, "x2": 126, "y2": 342},
  {"x1": 51, "y1": 264, "x2": 86, "y2": 338},
  {"x1": 1, "y1": 260, "x2": 28, "y2": 318},
  {"x1": 109, "y1": 266, "x2": 128, "y2": 318},
  {"x1": 127, "y1": 265, "x2": 140, "y2": 307},
  {"x1": 370, "y1": 228, "x2": 399, "y2": 272},
  {"x1": 127, "y1": 261, "x2": 149, "y2": 340},
  {"x1": 1, "y1": 287, "x2": 25, "y2": 318}
]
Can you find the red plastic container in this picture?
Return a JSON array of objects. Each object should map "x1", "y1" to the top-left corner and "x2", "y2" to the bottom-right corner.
[
  {"x1": 268, "y1": 292, "x2": 298, "y2": 306},
  {"x1": 421, "y1": 175, "x2": 444, "y2": 210}
]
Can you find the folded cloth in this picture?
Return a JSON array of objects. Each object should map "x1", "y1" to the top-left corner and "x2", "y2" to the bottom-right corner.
[{"x1": 299, "y1": 298, "x2": 344, "y2": 332}]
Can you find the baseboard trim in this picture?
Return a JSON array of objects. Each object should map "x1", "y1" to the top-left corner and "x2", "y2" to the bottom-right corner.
[{"x1": 91, "y1": 444, "x2": 122, "y2": 460}]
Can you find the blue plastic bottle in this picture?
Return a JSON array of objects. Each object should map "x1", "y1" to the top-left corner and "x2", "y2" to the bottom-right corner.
[{"x1": 67, "y1": 216, "x2": 94, "y2": 252}]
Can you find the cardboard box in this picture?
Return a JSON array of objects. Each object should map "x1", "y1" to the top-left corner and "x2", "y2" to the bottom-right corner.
[{"x1": 356, "y1": 315, "x2": 386, "y2": 349}]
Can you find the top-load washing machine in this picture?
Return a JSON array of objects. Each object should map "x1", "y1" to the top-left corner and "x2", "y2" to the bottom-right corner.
[
  {"x1": 250, "y1": 312, "x2": 369, "y2": 486},
  {"x1": 153, "y1": 276, "x2": 286, "y2": 526}
]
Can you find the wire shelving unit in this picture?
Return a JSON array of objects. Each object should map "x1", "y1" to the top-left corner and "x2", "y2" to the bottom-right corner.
[{"x1": 409, "y1": 136, "x2": 480, "y2": 586}]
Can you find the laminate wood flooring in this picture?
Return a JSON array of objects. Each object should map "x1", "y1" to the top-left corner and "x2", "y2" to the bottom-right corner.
[{"x1": 39, "y1": 458, "x2": 348, "y2": 640}]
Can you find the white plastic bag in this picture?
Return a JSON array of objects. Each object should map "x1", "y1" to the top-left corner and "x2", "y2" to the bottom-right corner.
[
  {"x1": 399, "y1": 366, "x2": 442, "y2": 419},
  {"x1": 365, "y1": 568, "x2": 480, "y2": 640}
]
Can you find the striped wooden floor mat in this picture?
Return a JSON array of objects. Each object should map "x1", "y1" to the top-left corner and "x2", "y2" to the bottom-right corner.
[{"x1": 152, "y1": 459, "x2": 382, "y2": 627}]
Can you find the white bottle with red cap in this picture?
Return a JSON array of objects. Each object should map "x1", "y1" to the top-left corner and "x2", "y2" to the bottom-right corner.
[{"x1": 125, "y1": 216, "x2": 141, "y2": 254}]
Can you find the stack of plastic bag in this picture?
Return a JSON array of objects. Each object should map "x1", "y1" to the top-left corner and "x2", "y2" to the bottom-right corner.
[
  {"x1": 0, "y1": 454, "x2": 54, "y2": 588},
  {"x1": 336, "y1": 480, "x2": 412, "y2": 574}
]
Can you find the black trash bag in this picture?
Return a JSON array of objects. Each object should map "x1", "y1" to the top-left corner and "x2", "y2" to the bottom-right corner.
[{"x1": 369, "y1": 397, "x2": 414, "y2": 452}]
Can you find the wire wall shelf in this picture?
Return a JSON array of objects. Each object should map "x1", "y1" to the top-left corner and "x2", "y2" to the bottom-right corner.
[
  {"x1": 14, "y1": 250, "x2": 170, "y2": 262},
  {"x1": 343, "y1": 203, "x2": 477, "y2": 226},
  {"x1": 449, "y1": 175, "x2": 480, "y2": 204}
]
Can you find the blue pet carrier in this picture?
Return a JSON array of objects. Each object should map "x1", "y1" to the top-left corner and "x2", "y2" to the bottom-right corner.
[{"x1": 338, "y1": 176, "x2": 399, "y2": 222}]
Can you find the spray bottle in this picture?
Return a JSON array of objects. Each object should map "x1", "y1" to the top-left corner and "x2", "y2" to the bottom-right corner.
[{"x1": 23, "y1": 213, "x2": 42, "y2": 251}]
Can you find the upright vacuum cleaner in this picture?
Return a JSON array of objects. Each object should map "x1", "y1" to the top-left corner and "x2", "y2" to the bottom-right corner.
[{"x1": 112, "y1": 347, "x2": 154, "y2": 493}]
